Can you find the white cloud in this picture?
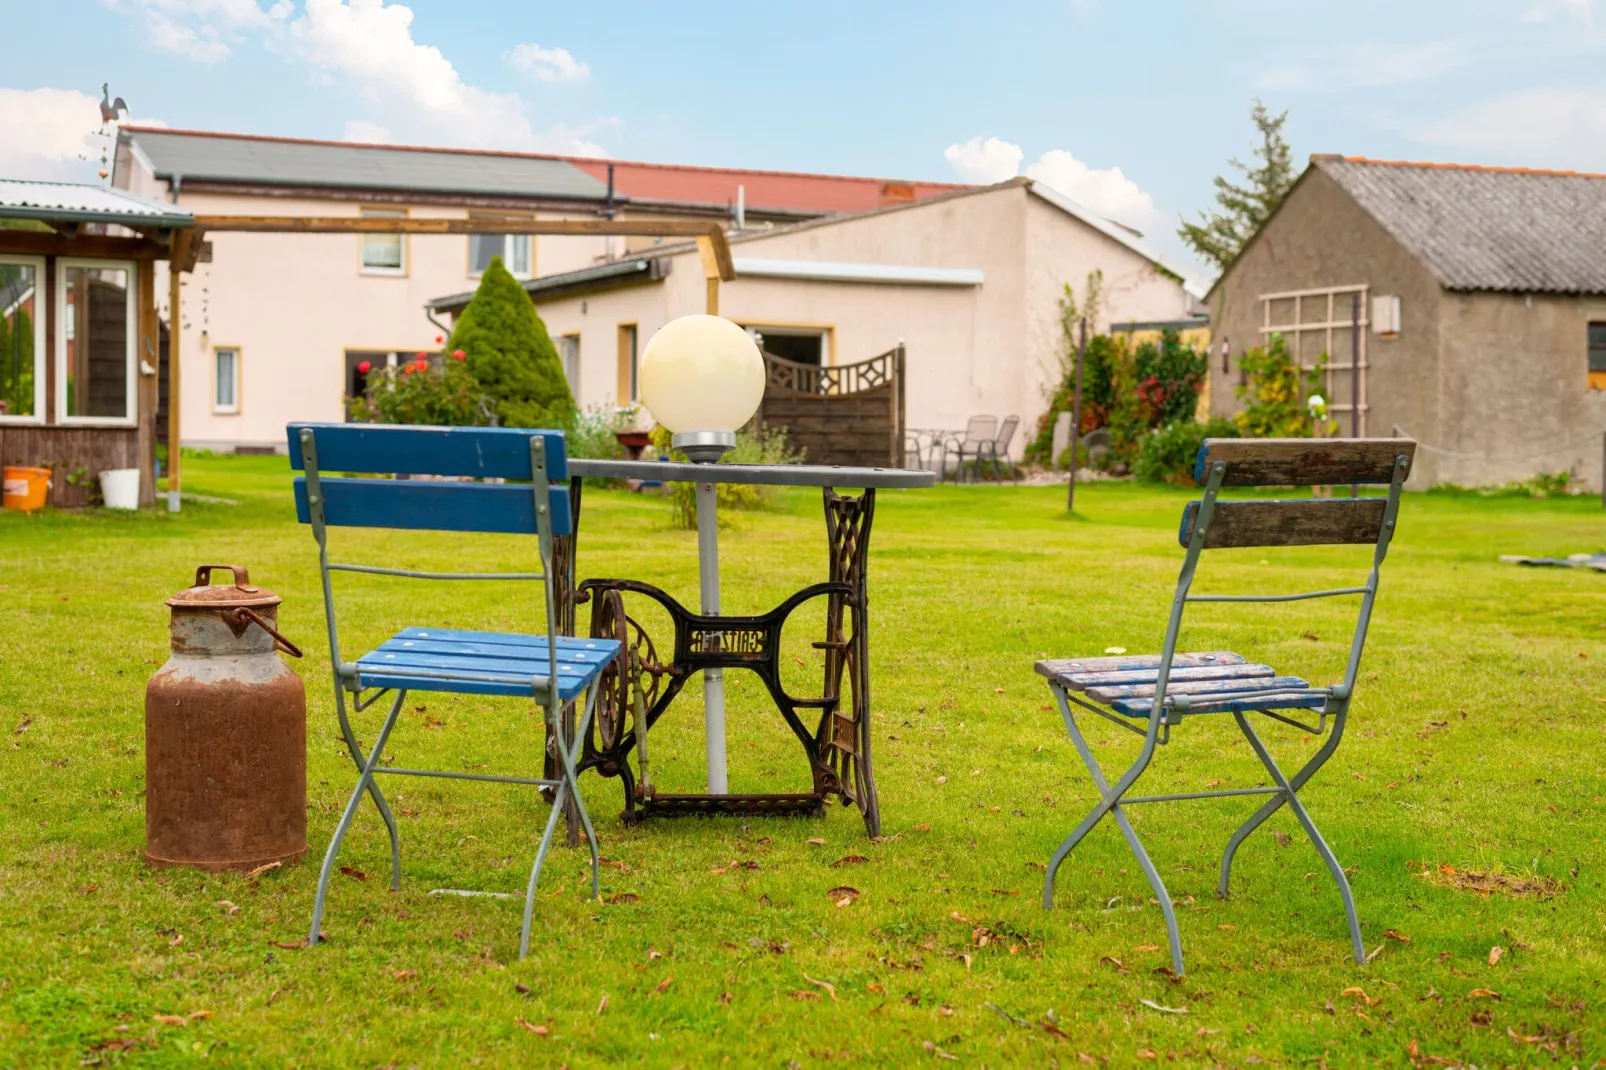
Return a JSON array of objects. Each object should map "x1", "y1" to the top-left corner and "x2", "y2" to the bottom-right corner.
[
  {"x1": 1257, "y1": 38, "x2": 1473, "y2": 92},
  {"x1": 1522, "y1": 0, "x2": 1595, "y2": 24},
  {"x1": 342, "y1": 119, "x2": 391, "y2": 143},
  {"x1": 506, "y1": 43, "x2": 591, "y2": 83},
  {"x1": 284, "y1": 0, "x2": 610, "y2": 154},
  {"x1": 0, "y1": 87, "x2": 164, "y2": 182},
  {"x1": 943, "y1": 136, "x2": 1023, "y2": 184},
  {"x1": 108, "y1": 0, "x2": 291, "y2": 62},
  {"x1": 1410, "y1": 87, "x2": 1606, "y2": 168},
  {"x1": 943, "y1": 135, "x2": 1164, "y2": 234}
]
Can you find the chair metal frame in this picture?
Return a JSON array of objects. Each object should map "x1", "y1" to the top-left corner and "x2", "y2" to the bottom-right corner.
[
  {"x1": 293, "y1": 424, "x2": 612, "y2": 959},
  {"x1": 944, "y1": 415, "x2": 999, "y2": 483},
  {"x1": 1040, "y1": 440, "x2": 1413, "y2": 975},
  {"x1": 975, "y1": 413, "x2": 1020, "y2": 482}
]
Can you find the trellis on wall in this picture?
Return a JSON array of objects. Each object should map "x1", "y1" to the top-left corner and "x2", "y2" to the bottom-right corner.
[{"x1": 1258, "y1": 284, "x2": 1369, "y2": 435}]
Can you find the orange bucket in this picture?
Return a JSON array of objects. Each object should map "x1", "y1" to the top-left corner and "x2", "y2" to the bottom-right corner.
[{"x1": 2, "y1": 466, "x2": 51, "y2": 512}]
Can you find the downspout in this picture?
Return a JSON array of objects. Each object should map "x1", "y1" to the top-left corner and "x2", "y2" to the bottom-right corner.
[{"x1": 423, "y1": 304, "x2": 452, "y2": 341}]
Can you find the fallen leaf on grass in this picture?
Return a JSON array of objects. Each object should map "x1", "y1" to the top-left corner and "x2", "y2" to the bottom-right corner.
[
  {"x1": 912, "y1": 824, "x2": 931, "y2": 832},
  {"x1": 390, "y1": 969, "x2": 415, "y2": 982},
  {"x1": 168, "y1": 934, "x2": 183, "y2": 947},
  {"x1": 1104, "y1": 647, "x2": 1127, "y2": 655},
  {"x1": 1507, "y1": 1026, "x2": 1546, "y2": 1044},
  {"x1": 718, "y1": 992, "x2": 733, "y2": 1004},
  {"x1": 830, "y1": 855, "x2": 869, "y2": 868},
  {"x1": 1098, "y1": 956, "x2": 1127, "y2": 973},
  {"x1": 604, "y1": 893, "x2": 639, "y2": 905},
  {"x1": 1415, "y1": 864, "x2": 1560, "y2": 899},
  {"x1": 1133, "y1": 944, "x2": 1161, "y2": 953},
  {"x1": 1467, "y1": 989, "x2": 1501, "y2": 1001},
  {"x1": 514, "y1": 983, "x2": 532, "y2": 995},
  {"x1": 828, "y1": 886, "x2": 860, "y2": 907},
  {"x1": 271, "y1": 939, "x2": 308, "y2": 950},
  {"x1": 1140, "y1": 999, "x2": 1187, "y2": 1015},
  {"x1": 935, "y1": 776, "x2": 948, "y2": 785},
  {"x1": 1341, "y1": 987, "x2": 1375, "y2": 1006},
  {"x1": 152, "y1": 1015, "x2": 188, "y2": 1027},
  {"x1": 515, "y1": 1018, "x2": 548, "y2": 1036},
  {"x1": 1488, "y1": 946, "x2": 1505, "y2": 966},
  {"x1": 789, "y1": 990, "x2": 819, "y2": 1001},
  {"x1": 654, "y1": 976, "x2": 673, "y2": 994},
  {"x1": 187, "y1": 1010, "x2": 212, "y2": 1021},
  {"x1": 340, "y1": 865, "x2": 368, "y2": 882},
  {"x1": 215, "y1": 900, "x2": 240, "y2": 915},
  {"x1": 13, "y1": 715, "x2": 31, "y2": 735},
  {"x1": 243, "y1": 860, "x2": 282, "y2": 880},
  {"x1": 1135, "y1": 1049, "x2": 1158, "y2": 1060},
  {"x1": 923, "y1": 1040, "x2": 958, "y2": 1060},
  {"x1": 79, "y1": 885, "x2": 97, "y2": 896},
  {"x1": 1384, "y1": 929, "x2": 1411, "y2": 943},
  {"x1": 806, "y1": 838, "x2": 826, "y2": 846},
  {"x1": 803, "y1": 974, "x2": 840, "y2": 1001}
]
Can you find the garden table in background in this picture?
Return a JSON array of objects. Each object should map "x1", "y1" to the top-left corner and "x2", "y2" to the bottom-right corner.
[{"x1": 554, "y1": 459, "x2": 935, "y2": 838}]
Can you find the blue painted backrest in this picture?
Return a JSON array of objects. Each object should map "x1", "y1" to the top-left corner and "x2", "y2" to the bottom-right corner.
[{"x1": 287, "y1": 423, "x2": 572, "y2": 536}]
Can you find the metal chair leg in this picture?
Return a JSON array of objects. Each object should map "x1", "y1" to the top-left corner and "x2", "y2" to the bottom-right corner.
[
  {"x1": 310, "y1": 689, "x2": 407, "y2": 945},
  {"x1": 1043, "y1": 685, "x2": 1182, "y2": 972},
  {"x1": 333, "y1": 692, "x2": 402, "y2": 890},
  {"x1": 1218, "y1": 706, "x2": 1348, "y2": 897},
  {"x1": 519, "y1": 685, "x2": 604, "y2": 961},
  {"x1": 1233, "y1": 713, "x2": 1366, "y2": 965}
]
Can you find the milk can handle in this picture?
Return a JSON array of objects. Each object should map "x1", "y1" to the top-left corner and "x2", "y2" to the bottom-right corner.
[
  {"x1": 233, "y1": 607, "x2": 304, "y2": 658},
  {"x1": 196, "y1": 564, "x2": 254, "y2": 590}
]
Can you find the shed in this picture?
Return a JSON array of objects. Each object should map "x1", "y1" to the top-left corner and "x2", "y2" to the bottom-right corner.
[{"x1": 0, "y1": 180, "x2": 192, "y2": 507}]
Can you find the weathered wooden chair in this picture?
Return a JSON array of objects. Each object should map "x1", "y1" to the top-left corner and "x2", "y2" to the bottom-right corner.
[
  {"x1": 1036, "y1": 438, "x2": 1415, "y2": 974},
  {"x1": 288, "y1": 423, "x2": 621, "y2": 959}
]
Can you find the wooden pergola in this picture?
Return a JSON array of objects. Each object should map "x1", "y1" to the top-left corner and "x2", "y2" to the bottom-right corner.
[{"x1": 161, "y1": 215, "x2": 736, "y2": 507}]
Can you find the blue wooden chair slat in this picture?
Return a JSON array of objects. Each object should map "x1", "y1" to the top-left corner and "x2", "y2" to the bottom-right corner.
[
  {"x1": 292, "y1": 421, "x2": 613, "y2": 961},
  {"x1": 1059, "y1": 663, "x2": 1275, "y2": 690},
  {"x1": 1034, "y1": 651, "x2": 1245, "y2": 681},
  {"x1": 1038, "y1": 437, "x2": 1416, "y2": 977},
  {"x1": 287, "y1": 422, "x2": 568, "y2": 481},
  {"x1": 1084, "y1": 671, "x2": 1300, "y2": 702},
  {"x1": 294, "y1": 477, "x2": 573, "y2": 537}
]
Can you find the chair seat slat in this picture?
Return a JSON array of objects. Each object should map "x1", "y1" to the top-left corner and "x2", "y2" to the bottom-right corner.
[
  {"x1": 377, "y1": 637, "x2": 614, "y2": 663},
  {"x1": 354, "y1": 669, "x2": 596, "y2": 701},
  {"x1": 1035, "y1": 652, "x2": 1245, "y2": 683},
  {"x1": 1060, "y1": 664, "x2": 1275, "y2": 690},
  {"x1": 1087, "y1": 674, "x2": 1308, "y2": 702},
  {"x1": 1109, "y1": 691, "x2": 1326, "y2": 716}
]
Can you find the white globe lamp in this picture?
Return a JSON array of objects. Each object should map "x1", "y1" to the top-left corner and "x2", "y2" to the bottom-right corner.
[{"x1": 639, "y1": 314, "x2": 766, "y2": 462}]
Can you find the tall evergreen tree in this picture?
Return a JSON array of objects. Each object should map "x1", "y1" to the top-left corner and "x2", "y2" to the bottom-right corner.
[
  {"x1": 1178, "y1": 100, "x2": 1296, "y2": 273},
  {"x1": 446, "y1": 256, "x2": 575, "y2": 429}
]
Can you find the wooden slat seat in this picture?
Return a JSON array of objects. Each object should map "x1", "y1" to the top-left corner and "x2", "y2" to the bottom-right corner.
[
  {"x1": 1107, "y1": 681, "x2": 1320, "y2": 717},
  {"x1": 355, "y1": 628, "x2": 620, "y2": 701},
  {"x1": 1035, "y1": 651, "x2": 1246, "y2": 686}
]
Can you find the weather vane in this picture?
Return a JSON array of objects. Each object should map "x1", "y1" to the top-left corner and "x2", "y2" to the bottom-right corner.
[{"x1": 95, "y1": 83, "x2": 129, "y2": 181}]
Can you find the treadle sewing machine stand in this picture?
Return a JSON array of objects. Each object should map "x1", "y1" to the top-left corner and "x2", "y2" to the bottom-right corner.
[{"x1": 550, "y1": 458, "x2": 934, "y2": 839}]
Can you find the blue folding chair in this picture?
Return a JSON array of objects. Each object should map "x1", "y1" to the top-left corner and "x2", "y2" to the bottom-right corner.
[
  {"x1": 1036, "y1": 437, "x2": 1415, "y2": 975},
  {"x1": 288, "y1": 422, "x2": 621, "y2": 958}
]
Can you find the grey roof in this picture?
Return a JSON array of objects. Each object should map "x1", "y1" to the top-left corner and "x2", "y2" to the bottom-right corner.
[
  {"x1": 429, "y1": 257, "x2": 666, "y2": 313},
  {"x1": 123, "y1": 128, "x2": 612, "y2": 202},
  {"x1": 1316, "y1": 155, "x2": 1606, "y2": 295},
  {"x1": 0, "y1": 178, "x2": 193, "y2": 228}
]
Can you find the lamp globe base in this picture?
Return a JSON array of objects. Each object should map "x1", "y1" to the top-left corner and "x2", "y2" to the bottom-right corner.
[{"x1": 672, "y1": 430, "x2": 736, "y2": 464}]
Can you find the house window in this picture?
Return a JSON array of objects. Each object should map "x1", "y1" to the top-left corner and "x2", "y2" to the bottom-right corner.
[
  {"x1": 469, "y1": 232, "x2": 533, "y2": 278},
  {"x1": 1590, "y1": 322, "x2": 1606, "y2": 390},
  {"x1": 558, "y1": 332, "x2": 580, "y2": 393},
  {"x1": 57, "y1": 259, "x2": 136, "y2": 425},
  {"x1": 617, "y1": 324, "x2": 638, "y2": 404},
  {"x1": 742, "y1": 324, "x2": 828, "y2": 367},
  {"x1": 360, "y1": 209, "x2": 406, "y2": 275},
  {"x1": 213, "y1": 346, "x2": 240, "y2": 414},
  {"x1": 0, "y1": 257, "x2": 44, "y2": 422}
]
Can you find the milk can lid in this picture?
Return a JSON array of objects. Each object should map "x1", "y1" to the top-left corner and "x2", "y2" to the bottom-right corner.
[{"x1": 165, "y1": 565, "x2": 283, "y2": 609}]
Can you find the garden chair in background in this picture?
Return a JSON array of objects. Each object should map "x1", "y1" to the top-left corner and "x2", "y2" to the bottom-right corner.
[
  {"x1": 944, "y1": 415, "x2": 998, "y2": 482},
  {"x1": 1034, "y1": 437, "x2": 1416, "y2": 975},
  {"x1": 976, "y1": 414, "x2": 1020, "y2": 481},
  {"x1": 288, "y1": 422, "x2": 621, "y2": 958}
]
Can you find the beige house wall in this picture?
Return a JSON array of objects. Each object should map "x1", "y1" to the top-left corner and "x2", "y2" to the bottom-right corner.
[{"x1": 531, "y1": 184, "x2": 1197, "y2": 443}]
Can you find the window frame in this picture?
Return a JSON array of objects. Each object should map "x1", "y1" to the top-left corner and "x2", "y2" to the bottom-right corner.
[
  {"x1": 617, "y1": 323, "x2": 639, "y2": 404},
  {"x1": 738, "y1": 320, "x2": 837, "y2": 366},
  {"x1": 467, "y1": 217, "x2": 535, "y2": 280},
  {"x1": 212, "y1": 344, "x2": 241, "y2": 415},
  {"x1": 0, "y1": 254, "x2": 46, "y2": 425},
  {"x1": 54, "y1": 257, "x2": 138, "y2": 428},
  {"x1": 359, "y1": 208, "x2": 409, "y2": 277},
  {"x1": 557, "y1": 331, "x2": 581, "y2": 393},
  {"x1": 1589, "y1": 321, "x2": 1606, "y2": 390}
]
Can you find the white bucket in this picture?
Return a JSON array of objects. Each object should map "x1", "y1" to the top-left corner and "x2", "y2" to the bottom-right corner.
[{"x1": 99, "y1": 468, "x2": 140, "y2": 510}]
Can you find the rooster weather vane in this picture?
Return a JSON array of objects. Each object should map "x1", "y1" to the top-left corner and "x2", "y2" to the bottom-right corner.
[{"x1": 94, "y1": 83, "x2": 129, "y2": 181}]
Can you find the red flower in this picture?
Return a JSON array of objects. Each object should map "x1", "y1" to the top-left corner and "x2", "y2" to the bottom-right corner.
[
  {"x1": 403, "y1": 365, "x2": 414, "y2": 375},
  {"x1": 415, "y1": 351, "x2": 427, "y2": 360},
  {"x1": 357, "y1": 360, "x2": 371, "y2": 374},
  {"x1": 434, "y1": 334, "x2": 444, "y2": 344},
  {"x1": 451, "y1": 349, "x2": 466, "y2": 361}
]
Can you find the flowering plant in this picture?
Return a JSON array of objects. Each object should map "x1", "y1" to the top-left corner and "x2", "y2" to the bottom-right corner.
[{"x1": 345, "y1": 349, "x2": 488, "y2": 426}]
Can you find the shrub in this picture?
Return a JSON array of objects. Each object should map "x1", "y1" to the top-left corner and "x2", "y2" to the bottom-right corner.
[
  {"x1": 1234, "y1": 334, "x2": 1324, "y2": 439},
  {"x1": 345, "y1": 352, "x2": 488, "y2": 427},
  {"x1": 446, "y1": 257, "x2": 575, "y2": 430},
  {"x1": 566, "y1": 405, "x2": 633, "y2": 461},
  {"x1": 649, "y1": 422, "x2": 803, "y2": 528},
  {"x1": 1134, "y1": 416, "x2": 1240, "y2": 485},
  {"x1": 1133, "y1": 330, "x2": 1207, "y2": 427},
  {"x1": 1025, "y1": 333, "x2": 1133, "y2": 464}
]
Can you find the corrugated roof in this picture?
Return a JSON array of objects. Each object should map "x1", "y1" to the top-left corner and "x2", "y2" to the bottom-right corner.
[
  {"x1": 0, "y1": 178, "x2": 193, "y2": 228},
  {"x1": 122, "y1": 127, "x2": 610, "y2": 202},
  {"x1": 1315, "y1": 155, "x2": 1606, "y2": 295},
  {"x1": 567, "y1": 158, "x2": 967, "y2": 215}
]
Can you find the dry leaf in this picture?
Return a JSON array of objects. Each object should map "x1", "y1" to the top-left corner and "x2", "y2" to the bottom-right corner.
[
  {"x1": 515, "y1": 1018, "x2": 548, "y2": 1036},
  {"x1": 391, "y1": 969, "x2": 415, "y2": 982},
  {"x1": 1135, "y1": 1049, "x2": 1157, "y2": 1060},
  {"x1": 1098, "y1": 955, "x2": 1126, "y2": 972},
  {"x1": 718, "y1": 992, "x2": 733, "y2": 1004},
  {"x1": 1341, "y1": 986, "x2": 1374, "y2": 1006},
  {"x1": 271, "y1": 939, "x2": 308, "y2": 950},
  {"x1": 1467, "y1": 988, "x2": 1501, "y2": 1000},
  {"x1": 152, "y1": 1015, "x2": 188, "y2": 1027},
  {"x1": 215, "y1": 900, "x2": 240, "y2": 915},
  {"x1": 1218, "y1": 924, "x2": 1238, "y2": 931},
  {"x1": 654, "y1": 976, "x2": 673, "y2": 994},
  {"x1": 604, "y1": 893, "x2": 639, "y2": 905},
  {"x1": 243, "y1": 861, "x2": 282, "y2": 879},
  {"x1": 1384, "y1": 929, "x2": 1411, "y2": 943},
  {"x1": 1140, "y1": 998, "x2": 1187, "y2": 1015},
  {"x1": 186, "y1": 1010, "x2": 213, "y2": 1021},
  {"x1": 596, "y1": 993, "x2": 608, "y2": 1015},
  {"x1": 789, "y1": 990, "x2": 819, "y2": 1001},
  {"x1": 913, "y1": 823, "x2": 931, "y2": 832},
  {"x1": 1488, "y1": 945, "x2": 1505, "y2": 966},
  {"x1": 1104, "y1": 646, "x2": 1127, "y2": 655},
  {"x1": 830, "y1": 854, "x2": 869, "y2": 868},
  {"x1": 935, "y1": 776, "x2": 948, "y2": 784},
  {"x1": 803, "y1": 974, "x2": 840, "y2": 1001},
  {"x1": 168, "y1": 933, "x2": 184, "y2": 947},
  {"x1": 514, "y1": 983, "x2": 532, "y2": 995},
  {"x1": 1134, "y1": 944, "x2": 1161, "y2": 952},
  {"x1": 923, "y1": 1040, "x2": 959, "y2": 1061},
  {"x1": 806, "y1": 838, "x2": 826, "y2": 846}
]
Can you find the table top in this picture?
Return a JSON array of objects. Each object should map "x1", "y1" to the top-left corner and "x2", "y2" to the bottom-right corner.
[{"x1": 569, "y1": 458, "x2": 937, "y2": 489}]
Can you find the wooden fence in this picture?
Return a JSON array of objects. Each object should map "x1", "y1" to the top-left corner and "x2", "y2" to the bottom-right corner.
[{"x1": 754, "y1": 344, "x2": 905, "y2": 468}]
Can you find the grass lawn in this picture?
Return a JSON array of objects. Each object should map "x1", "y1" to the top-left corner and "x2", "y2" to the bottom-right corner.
[{"x1": 2, "y1": 453, "x2": 1604, "y2": 1068}]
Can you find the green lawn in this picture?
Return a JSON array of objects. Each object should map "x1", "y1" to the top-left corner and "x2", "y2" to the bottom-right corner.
[{"x1": 2, "y1": 455, "x2": 1603, "y2": 1068}]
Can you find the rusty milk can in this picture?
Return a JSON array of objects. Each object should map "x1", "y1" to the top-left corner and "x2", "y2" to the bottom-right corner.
[{"x1": 145, "y1": 564, "x2": 308, "y2": 871}]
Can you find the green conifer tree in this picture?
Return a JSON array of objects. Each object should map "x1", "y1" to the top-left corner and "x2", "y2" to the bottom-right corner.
[
  {"x1": 445, "y1": 256, "x2": 575, "y2": 429},
  {"x1": 1178, "y1": 99, "x2": 1296, "y2": 273}
]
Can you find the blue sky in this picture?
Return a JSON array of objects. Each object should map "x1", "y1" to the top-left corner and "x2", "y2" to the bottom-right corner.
[{"x1": 4, "y1": 0, "x2": 1605, "y2": 276}]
